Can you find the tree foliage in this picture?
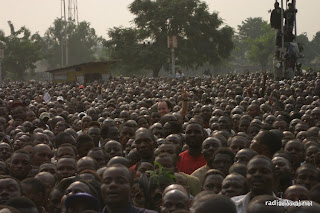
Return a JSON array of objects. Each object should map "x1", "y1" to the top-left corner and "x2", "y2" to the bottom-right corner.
[
  {"x1": 0, "y1": 21, "x2": 43, "y2": 80},
  {"x1": 233, "y1": 17, "x2": 275, "y2": 70},
  {"x1": 105, "y1": 0, "x2": 234, "y2": 77},
  {"x1": 43, "y1": 18, "x2": 103, "y2": 69}
]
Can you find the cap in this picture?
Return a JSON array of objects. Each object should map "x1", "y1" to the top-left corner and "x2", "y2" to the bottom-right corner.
[
  {"x1": 64, "y1": 192, "x2": 99, "y2": 210},
  {"x1": 39, "y1": 112, "x2": 50, "y2": 120},
  {"x1": 57, "y1": 96, "x2": 64, "y2": 102}
]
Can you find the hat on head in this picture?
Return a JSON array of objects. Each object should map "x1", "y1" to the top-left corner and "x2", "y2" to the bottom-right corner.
[
  {"x1": 39, "y1": 112, "x2": 51, "y2": 120},
  {"x1": 57, "y1": 96, "x2": 64, "y2": 102},
  {"x1": 64, "y1": 192, "x2": 99, "y2": 211}
]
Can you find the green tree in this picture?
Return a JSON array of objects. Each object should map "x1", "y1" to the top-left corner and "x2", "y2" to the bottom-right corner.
[
  {"x1": 234, "y1": 17, "x2": 275, "y2": 70},
  {"x1": 106, "y1": 0, "x2": 234, "y2": 77},
  {"x1": 43, "y1": 18, "x2": 103, "y2": 69},
  {"x1": 0, "y1": 21, "x2": 43, "y2": 80}
]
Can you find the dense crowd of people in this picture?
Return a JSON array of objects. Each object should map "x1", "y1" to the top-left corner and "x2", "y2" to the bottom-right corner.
[{"x1": 0, "y1": 71, "x2": 319, "y2": 213}]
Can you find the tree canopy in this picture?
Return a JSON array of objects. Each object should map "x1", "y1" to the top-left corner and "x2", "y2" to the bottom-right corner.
[
  {"x1": 105, "y1": 0, "x2": 234, "y2": 77},
  {"x1": 0, "y1": 21, "x2": 43, "y2": 80}
]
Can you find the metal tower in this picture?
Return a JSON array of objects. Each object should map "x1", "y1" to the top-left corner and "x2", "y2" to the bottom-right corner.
[{"x1": 68, "y1": 0, "x2": 79, "y2": 24}]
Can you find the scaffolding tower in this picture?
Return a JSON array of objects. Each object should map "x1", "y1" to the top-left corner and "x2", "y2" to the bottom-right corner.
[{"x1": 60, "y1": 0, "x2": 79, "y2": 67}]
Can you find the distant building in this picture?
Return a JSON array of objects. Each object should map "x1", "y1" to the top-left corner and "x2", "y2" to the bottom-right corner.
[{"x1": 45, "y1": 61, "x2": 119, "y2": 83}]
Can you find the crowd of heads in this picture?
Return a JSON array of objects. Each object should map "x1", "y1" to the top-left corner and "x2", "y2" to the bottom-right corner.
[{"x1": 0, "y1": 72, "x2": 318, "y2": 212}]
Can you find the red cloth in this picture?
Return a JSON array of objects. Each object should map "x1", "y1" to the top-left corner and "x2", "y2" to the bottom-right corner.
[{"x1": 177, "y1": 150, "x2": 206, "y2": 175}]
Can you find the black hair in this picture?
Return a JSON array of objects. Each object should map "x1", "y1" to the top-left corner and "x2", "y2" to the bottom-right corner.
[
  {"x1": 213, "y1": 148, "x2": 235, "y2": 163},
  {"x1": 55, "y1": 132, "x2": 76, "y2": 148},
  {"x1": 21, "y1": 178, "x2": 46, "y2": 197},
  {"x1": 256, "y1": 131, "x2": 282, "y2": 156},
  {"x1": 6, "y1": 197, "x2": 37, "y2": 211},
  {"x1": 192, "y1": 193, "x2": 237, "y2": 213},
  {"x1": 76, "y1": 134, "x2": 94, "y2": 149}
]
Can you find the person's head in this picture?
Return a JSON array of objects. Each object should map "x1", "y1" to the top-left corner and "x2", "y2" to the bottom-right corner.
[
  {"x1": 101, "y1": 165, "x2": 133, "y2": 206},
  {"x1": 87, "y1": 148, "x2": 108, "y2": 169},
  {"x1": 135, "y1": 128, "x2": 156, "y2": 160},
  {"x1": 284, "y1": 140, "x2": 304, "y2": 167},
  {"x1": 34, "y1": 172, "x2": 56, "y2": 198},
  {"x1": 76, "y1": 157, "x2": 97, "y2": 173},
  {"x1": 0, "y1": 143, "x2": 12, "y2": 161},
  {"x1": 104, "y1": 140, "x2": 123, "y2": 158},
  {"x1": 31, "y1": 144, "x2": 53, "y2": 167},
  {"x1": 274, "y1": 2, "x2": 279, "y2": 9},
  {"x1": 119, "y1": 124, "x2": 135, "y2": 148},
  {"x1": 201, "y1": 137, "x2": 222, "y2": 163},
  {"x1": 202, "y1": 170, "x2": 224, "y2": 194},
  {"x1": 295, "y1": 164, "x2": 319, "y2": 190},
  {"x1": 228, "y1": 163, "x2": 247, "y2": 177},
  {"x1": 155, "y1": 154, "x2": 177, "y2": 173},
  {"x1": 38, "y1": 162, "x2": 56, "y2": 175},
  {"x1": 185, "y1": 123, "x2": 204, "y2": 150},
  {"x1": 88, "y1": 126, "x2": 102, "y2": 147},
  {"x1": 272, "y1": 156, "x2": 292, "y2": 180},
  {"x1": 228, "y1": 136, "x2": 248, "y2": 154},
  {"x1": 283, "y1": 185, "x2": 309, "y2": 201},
  {"x1": 247, "y1": 195, "x2": 284, "y2": 213},
  {"x1": 221, "y1": 173, "x2": 249, "y2": 198},
  {"x1": 135, "y1": 161, "x2": 154, "y2": 178},
  {"x1": 107, "y1": 156, "x2": 130, "y2": 168},
  {"x1": 247, "y1": 155, "x2": 275, "y2": 196},
  {"x1": 21, "y1": 178, "x2": 46, "y2": 208},
  {"x1": 158, "y1": 143, "x2": 179, "y2": 161},
  {"x1": 158, "y1": 100, "x2": 172, "y2": 117},
  {"x1": 56, "y1": 143, "x2": 78, "y2": 160},
  {"x1": 218, "y1": 116, "x2": 233, "y2": 132},
  {"x1": 211, "y1": 148, "x2": 235, "y2": 175},
  {"x1": 56, "y1": 158, "x2": 77, "y2": 181},
  {"x1": 234, "y1": 148, "x2": 258, "y2": 165},
  {"x1": 101, "y1": 125, "x2": 120, "y2": 142},
  {"x1": 54, "y1": 132, "x2": 76, "y2": 149},
  {"x1": 250, "y1": 131, "x2": 282, "y2": 159},
  {"x1": 305, "y1": 145, "x2": 320, "y2": 165},
  {"x1": 0, "y1": 177, "x2": 21, "y2": 205},
  {"x1": 9, "y1": 150, "x2": 32, "y2": 181},
  {"x1": 76, "y1": 134, "x2": 95, "y2": 158},
  {"x1": 191, "y1": 192, "x2": 237, "y2": 213},
  {"x1": 6, "y1": 197, "x2": 38, "y2": 213},
  {"x1": 32, "y1": 132, "x2": 50, "y2": 146},
  {"x1": 310, "y1": 183, "x2": 320, "y2": 204},
  {"x1": 160, "y1": 189, "x2": 189, "y2": 213}
]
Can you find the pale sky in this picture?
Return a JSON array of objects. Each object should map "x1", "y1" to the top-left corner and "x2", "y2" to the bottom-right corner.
[{"x1": 0, "y1": 0, "x2": 319, "y2": 40}]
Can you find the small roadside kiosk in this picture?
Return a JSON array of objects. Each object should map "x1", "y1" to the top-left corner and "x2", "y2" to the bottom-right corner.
[{"x1": 46, "y1": 61, "x2": 119, "y2": 84}]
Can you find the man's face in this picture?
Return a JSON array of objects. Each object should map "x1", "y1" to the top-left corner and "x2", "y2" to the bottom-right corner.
[
  {"x1": 202, "y1": 174, "x2": 223, "y2": 194},
  {"x1": 218, "y1": 116, "x2": 231, "y2": 131},
  {"x1": 284, "y1": 186, "x2": 309, "y2": 201},
  {"x1": 120, "y1": 126, "x2": 135, "y2": 147},
  {"x1": 135, "y1": 130, "x2": 155, "y2": 159},
  {"x1": 247, "y1": 158, "x2": 274, "y2": 195},
  {"x1": 33, "y1": 133, "x2": 50, "y2": 145},
  {"x1": 202, "y1": 138, "x2": 221, "y2": 162},
  {"x1": 155, "y1": 156, "x2": 176, "y2": 173},
  {"x1": 104, "y1": 141, "x2": 123, "y2": 158},
  {"x1": 158, "y1": 144, "x2": 177, "y2": 160},
  {"x1": 158, "y1": 102, "x2": 170, "y2": 117},
  {"x1": 221, "y1": 175, "x2": 246, "y2": 198},
  {"x1": 39, "y1": 163, "x2": 56, "y2": 175},
  {"x1": 250, "y1": 134, "x2": 270, "y2": 157},
  {"x1": 108, "y1": 126, "x2": 120, "y2": 142},
  {"x1": 56, "y1": 146, "x2": 76, "y2": 160},
  {"x1": 88, "y1": 127, "x2": 101, "y2": 145},
  {"x1": 161, "y1": 190, "x2": 189, "y2": 213},
  {"x1": 32, "y1": 145, "x2": 53, "y2": 166},
  {"x1": 56, "y1": 158, "x2": 76, "y2": 181},
  {"x1": 295, "y1": 168, "x2": 318, "y2": 190},
  {"x1": 272, "y1": 157, "x2": 291, "y2": 179},
  {"x1": 284, "y1": 141, "x2": 304, "y2": 165},
  {"x1": 212, "y1": 153, "x2": 233, "y2": 175},
  {"x1": 0, "y1": 178, "x2": 21, "y2": 205},
  {"x1": 9, "y1": 153, "x2": 31, "y2": 180},
  {"x1": 0, "y1": 143, "x2": 11, "y2": 161},
  {"x1": 87, "y1": 150, "x2": 106, "y2": 169},
  {"x1": 185, "y1": 124, "x2": 203, "y2": 148},
  {"x1": 101, "y1": 167, "x2": 131, "y2": 205},
  {"x1": 230, "y1": 138, "x2": 246, "y2": 154}
]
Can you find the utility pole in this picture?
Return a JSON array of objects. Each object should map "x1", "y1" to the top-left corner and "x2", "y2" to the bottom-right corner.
[{"x1": 0, "y1": 48, "x2": 3, "y2": 87}]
